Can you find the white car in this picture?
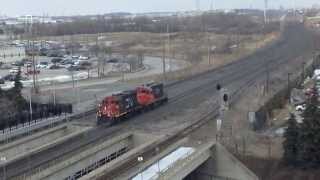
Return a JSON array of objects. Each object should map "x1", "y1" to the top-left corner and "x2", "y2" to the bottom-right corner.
[
  {"x1": 36, "y1": 62, "x2": 49, "y2": 69},
  {"x1": 79, "y1": 56, "x2": 89, "y2": 60},
  {"x1": 9, "y1": 67, "x2": 20, "y2": 74},
  {"x1": 296, "y1": 104, "x2": 306, "y2": 112}
]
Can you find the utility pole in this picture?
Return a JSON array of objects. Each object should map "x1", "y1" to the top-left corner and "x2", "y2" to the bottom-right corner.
[
  {"x1": 167, "y1": 24, "x2": 171, "y2": 73},
  {"x1": 288, "y1": 73, "x2": 292, "y2": 104},
  {"x1": 53, "y1": 81, "x2": 56, "y2": 106},
  {"x1": 162, "y1": 33, "x2": 166, "y2": 82},
  {"x1": 293, "y1": 0, "x2": 296, "y2": 16},
  {"x1": 160, "y1": 24, "x2": 167, "y2": 82},
  {"x1": 29, "y1": 18, "x2": 37, "y2": 93},
  {"x1": 29, "y1": 88, "x2": 33, "y2": 127},
  {"x1": 210, "y1": 0, "x2": 214, "y2": 11},
  {"x1": 196, "y1": 0, "x2": 200, "y2": 12},
  {"x1": 206, "y1": 19, "x2": 211, "y2": 65},
  {"x1": 302, "y1": 62, "x2": 306, "y2": 84},
  {"x1": 1, "y1": 156, "x2": 6, "y2": 180},
  {"x1": 32, "y1": 39, "x2": 37, "y2": 92},
  {"x1": 264, "y1": 0, "x2": 268, "y2": 25},
  {"x1": 265, "y1": 59, "x2": 270, "y2": 95}
]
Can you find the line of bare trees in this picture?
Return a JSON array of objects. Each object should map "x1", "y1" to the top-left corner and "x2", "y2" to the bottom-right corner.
[{"x1": 5, "y1": 12, "x2": 280, "y2": 38}]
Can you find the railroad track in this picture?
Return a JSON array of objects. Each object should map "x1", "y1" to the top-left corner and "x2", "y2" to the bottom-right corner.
[
  {"x1": 1, "y1": 23, "x2": 315, "y2": 180},
  {"x1": 100, "y1": 62, "x2": 269, "y2": 180},
  {"x1": 97, "y1": 24, "x2": 316, "y2": 179}
]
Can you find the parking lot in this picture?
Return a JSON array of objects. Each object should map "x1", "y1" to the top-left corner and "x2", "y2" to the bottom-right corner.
[
  {"x1": 0, "y1": 51, "x2": 95, "y2": 85},
  {"x1": 0, "y1": 43, "x2": 113, "y2": 83},
  {"x1": 0, "y1": 41, "x2": 189, "y2": 90}
]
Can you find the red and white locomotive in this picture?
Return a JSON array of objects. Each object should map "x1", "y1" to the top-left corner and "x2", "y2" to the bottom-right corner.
[{"x1": 97, "y1": 82, "x2": 168, "y2": 125}]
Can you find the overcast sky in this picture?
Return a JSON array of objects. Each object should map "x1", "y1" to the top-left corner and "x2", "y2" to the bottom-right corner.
[{"x1": 1, "y1": 0, "x2": 319, "y2": 16}]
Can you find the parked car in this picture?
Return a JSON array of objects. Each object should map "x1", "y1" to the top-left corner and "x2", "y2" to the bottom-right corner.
[
  {"x1": 3, "y1": 74, "x2": 16, "y2": 81},
  {"x1": 107, "y1": 58, "x2": 119, "y2": 63},
  {"x1": 0, "y1": 76, "x2": 4, "y2": 84},
  {"x1": 296, "y1": 104, "x2": 306, "y2": 112},
  {"x1": 9, "y1": 67, "x2": 20, "y2": 74},
  {"x1": 67, "y1": 65, "x2": 82, "y2": 71},
  {"x1": 78, "y1": 60, "x2": 91, "y2": 66},
  {"x1": 3, "y1": 74, "x2": 28, "y2": 81},
  {"x1": 11, "y1": 61, "x2": 24, "y2": 67},
  {"x1": 79, "y1": 56, "x2": 90, "y2": 60},
  {"x1": 47, "y1": 64, "x2": 61, "y2": 70},
  {"x1": 61, "y1": 59, "x2": 74, "y2": 65},
  {"x1": 48, "y1": 51, "x2": 64, "y2": 57},
  {"x1": 26, "y1": 62, "x2": 33, "y2": 67},
  {"x1": 0, "y1": 64, "x2": 12, "y2": 70},
  {"x1": 51, "y1": 58, "x2": 63, "y2": 64},
  {"x1": 25, "y1": 68, "x2": 40, "y2": 75},
  {"x1": 39, "y1": 48, "x2": 49, "y2": 56},
  {"x1": 36, "y1": 62, "x2": 49, "y2": 69},
  {"x1": 21, "y1": 58, "x2": 31, "y2": 64}
]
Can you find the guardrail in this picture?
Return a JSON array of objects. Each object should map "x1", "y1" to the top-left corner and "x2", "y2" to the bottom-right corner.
[
  {"x1": 0, "y1": 115, "x2": 72, "y2": 142},
  {"x1": 0, "y1": 101, "x2": 98, "y2": 142}
]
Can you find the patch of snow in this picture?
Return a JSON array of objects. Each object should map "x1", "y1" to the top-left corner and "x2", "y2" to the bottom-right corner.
[{"x1": 132, "y1": 147, "x2": 194, "y2": 180}]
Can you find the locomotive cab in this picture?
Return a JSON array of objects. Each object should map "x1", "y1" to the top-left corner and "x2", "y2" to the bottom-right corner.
[
  {"x1": 137, "y1": 82, "x2": 167, "y2": 106},
  {"x1": 97, "y1": 82, "x2": 167, "y2": 126},
  {"x1": 97, "y1": 90, "x2": 138, "y2": 125},
  {"x1": 136, "y1": 86, "x2": 155, "y2": 106},
  {"x1": 97, "y1": 96, "x2": 121, "y2": 125}
]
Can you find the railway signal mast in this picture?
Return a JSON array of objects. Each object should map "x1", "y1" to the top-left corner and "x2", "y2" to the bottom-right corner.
[{"x1": 216, "y1": 84, "x2": 229, "y2": 139}]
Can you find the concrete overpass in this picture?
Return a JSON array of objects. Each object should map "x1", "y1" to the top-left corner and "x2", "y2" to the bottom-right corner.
[{"x1": 82, "y1": 138, "x2": 259, "y2": 180}]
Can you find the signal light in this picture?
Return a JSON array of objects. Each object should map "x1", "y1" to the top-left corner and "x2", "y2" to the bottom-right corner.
[
  {"x1": 216, "y1": 84, "x2": 221, "y2": 91},
  {"x1": 223, "y1": 94, "x2": 228, "y2": 102}
]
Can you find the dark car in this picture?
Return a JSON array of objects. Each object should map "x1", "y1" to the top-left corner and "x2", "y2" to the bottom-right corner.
[
  {"x1": 48, "y1": 64, "x2": 61, "y2": 69},
  {"x1": 61, "y1": 59, "x2": 74, "y2": 65},
  {"x1": 107, "y1": 58, "x2": 119, "y2": 63},
  {"x1": 3, "y1": 74, "x2": 16, "y2": 81},
  {"x1": 21, "y1": 58, "x2": 31, "y2": 64},
  {"x1": 0, "y1": 77, "x2": 4, "y2": 84},
  {"x1": 48, "y1": 51, "x2": 64, "y2": 57},
  {"x1": 3, "y1": 74, "x2": 28, "y2": 82},
  {"x1": 11, "y1": 61, "x2": 24, "y2": 66},
  {"x1": 51, "y1": 58, "x2": 63, "y2": 64},
  {"x1": 67, "y1": 65, "x2": 81, "y2": 71},
  {"x1": 39, "y1": 48, "x2": 49, "y2": 56}
]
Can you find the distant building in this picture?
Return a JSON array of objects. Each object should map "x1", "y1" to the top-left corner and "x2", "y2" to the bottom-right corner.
[{"x1": 2, "y1": 15, "x2": 57, "y2": 26}]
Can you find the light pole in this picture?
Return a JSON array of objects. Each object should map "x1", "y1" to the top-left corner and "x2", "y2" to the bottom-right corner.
[
  {"x1": 167, "y1": 24, "x2": 171, "y2": 73},
  {"x1": 137, "y1": 156, "x2": 144, "y2": 180},
  {"x1": 155, "y1": 147, "x2": 161, "y2": 175},
  {"x1": 265, "y1": 59, "x2": 270, "y2": 95},
  {"x1": 0, "y1": 156, "x2": 6, "y2": 180},
  {"x1": 29, "y1": 88, "x2": 33, "y2": 124},
  {"x1": 52, "y1": 81, "x2": 56, "y2": 106},
  {"x1": 288, "y1": 73, "x2": 292, "y2": 104},
  {"x1": 162, "y1": 25, "x2": 166, "y2": 82},
  {"x1": 264, "y1": 0, "x2": 268, "y2": 25},
  {"x1": 302, "y1": 62, "x2": 306, "y2": 84}
]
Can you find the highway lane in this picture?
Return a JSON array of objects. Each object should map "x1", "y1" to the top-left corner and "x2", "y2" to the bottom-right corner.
[{"x1": 1, "y1": 23, "x2": 316, "y2": 180}]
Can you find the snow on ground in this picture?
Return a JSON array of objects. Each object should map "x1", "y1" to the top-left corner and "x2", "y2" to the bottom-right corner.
[
  {"x1": 1, "y1": 57, "x2": 188, "y2": 90},
  {"x1": 132, "y1": 147, "x2": 195, "y2": 180}
]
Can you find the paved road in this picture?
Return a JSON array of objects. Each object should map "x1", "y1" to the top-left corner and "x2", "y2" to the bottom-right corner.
[{"x1": 1, "y1": 22, "x2": 317, "y2": 179}]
